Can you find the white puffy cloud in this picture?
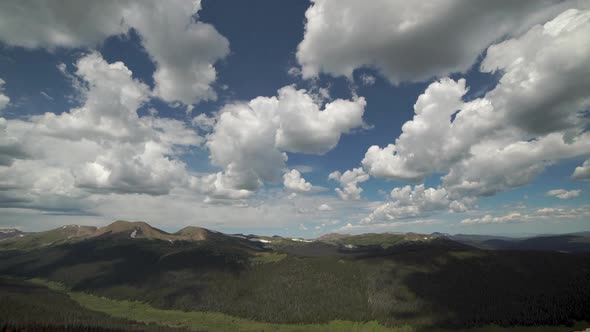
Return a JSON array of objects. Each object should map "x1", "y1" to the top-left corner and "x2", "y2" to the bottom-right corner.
[
  {"x1": 0, "y1": 78, "x2": 9, "y2": 111},
  {"x1": 191, "y1": 173, "x2": 253, "y2": 202},
  {"x1": 362, "y1": 184, "x2": 473, "y2": 224},
  {"x1": 362, "y1": 78, "x2": 480, "y2": 181},
  {"x1": 442, "y1": 132, "x2": 590, "y2": 197},
  {"x1": 481, "y1": 8, "x2": 590, "y2": 136},
  {"x1": 206, "y1": 102, "x2": 288, "y2": 194},
  {"x1": 572, "y1": 159, "x2": 590, "y2": 180},
  {"x1": 318, "y1": 203, "x2": 333, "y2": 211},
  {"x1": 444, "y1": 9, "x2": 590, "y2": 197},
  {"x1": 328, "y1": 167, "x2": 369, "y2": 200},
  {"x1": 205, "y1": 86, "x2": 366, "y2": 199},
  {"x1": 362, "y1": 9, "x2": 590, "y2": 199},
  {"x1": 123, "y1": 0, "x2": 229, "y2": 105},
  {"x1": 34, "y1": 52, "x2": 151, "y2": 142},
  {"x1": 0, "y1": 0, "x2": 229, "y2": 105},
  {"x1": 273, "y1": 87, "x2": 366, "y2": 154},
  {"x1": 283, "y1": 169, "x2": 312, "y2": 193},
  {"x1": 0, "y1": 52, "x2": 202, "y2": 210},
  {"x1": 546, "y1": 189, "x2": 581, "y2": 199},
  {"x1": 297, "y1": 0, "x2": 582, "y2": 83}
]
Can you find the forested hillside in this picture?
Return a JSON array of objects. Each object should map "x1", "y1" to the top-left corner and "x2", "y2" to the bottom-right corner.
[{"x1": 1, "y1": 222, "x2": 589, "y2": 331}]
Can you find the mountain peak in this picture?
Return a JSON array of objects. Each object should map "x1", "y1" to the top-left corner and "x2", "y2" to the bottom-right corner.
[
  {"x1": 175, "y1": 226, "x2": 210, "y2": 241},
  {"x1": 317, "y1": 233, "x2": 351, "y2": 241},
  {"x1": 96, "y1": 220, "x2": 170, "y2": 239}
]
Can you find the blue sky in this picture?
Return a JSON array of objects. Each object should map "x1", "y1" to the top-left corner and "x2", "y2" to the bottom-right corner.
[{"x1": 0, "y1": 0, "x2": 588, "y2": 237}]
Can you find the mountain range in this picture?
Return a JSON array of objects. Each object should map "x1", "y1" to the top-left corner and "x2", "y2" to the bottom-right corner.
[
  {"x1": 3, "y1": 221, "x2": 589, "y2": 253},
  {"x1": 1, "y1": 221, "x2": 590, "y2": 331}
]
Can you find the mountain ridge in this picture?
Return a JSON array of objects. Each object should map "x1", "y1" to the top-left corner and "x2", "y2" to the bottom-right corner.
[{"x1": 2, "y1": 220, "x2": 590, "y2": 253}]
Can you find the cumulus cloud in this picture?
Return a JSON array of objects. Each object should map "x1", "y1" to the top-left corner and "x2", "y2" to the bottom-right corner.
[
  {"x1": 572, "y1": 159, "x2": 590, "y2": 180},
  {"x1": 328, "y1": 167, "x2": 369, "y2": 200},
  {"x1": 273, "y1": 87, "x2": 366, "y2": 154},
  {"x1": 123, "y1": 1, "x2": 229, "y2": 105},
  {"x1": 205, "y1": 101, "x2": 288, "y2": 194},
  {"x1": 443, "y1": 132, "x2": 590, "y2": 197},
  {"x1": 362, "y1": 9, "x2": 590, "y2": 200},
  {"x1": 35, "y1": 52, "x2": 151, "y2": 142},
  {"x1": 0, "y1": 52, "x2": 202, "y2": 211},
  {"x1": 362, "y1": 78, "x2": 474, "y2": 181},
  {"x1": 191, "y1": 173, "x2": 253, "y2": 202},
  {"x1": 283, "y1": 169, "x2": 312, "y2": 193},
  {"x1": 546, "y1": 189, "x2": 581, "y2": 199},
  {"x1": 205, "y1": 86, "x2": 366, "y2": 199},
  {"x1": 480, "y1": 8, "x2": 590, "y2": 136},
  {"x1": 0, "y1": 0, "x2": 229, "y2": 106},
  {"x1": 318, "y1": 203, "x2": 333, "y2": 211},
  {"x1": 297, "y1": 0, "x2": 581, "y2": 83},
  {"x1": 362, "y1": 184, "x2": 473, "y2": 224}
]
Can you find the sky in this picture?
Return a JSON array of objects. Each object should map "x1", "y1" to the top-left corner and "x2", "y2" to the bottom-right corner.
[{"x1": 0, "y1": 0, "x2": 589, "y2": 237}]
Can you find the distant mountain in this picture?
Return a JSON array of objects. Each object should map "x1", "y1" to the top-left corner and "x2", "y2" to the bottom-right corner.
[
  {"x1": 0, "y1": 225, "x2": 97, "y2": 250},
  {"x1": 447, "y1": 232, "x2": 590, "y2": 252},
  {"x1": 0, "y1": 221, "x2": 222, "y2": 250},
  {"x1": 481, "y1": 234, "x2": 590, "y2": 252},
  {"x1": 174, "y1": 226, "x2": 211, "y2": 241},
  {"x1": 315, "y1": 230, "x2": 590, "y2": 253},
  {"x1": 317, "y1": 232, "x2": 438, "y2": 249},
  {"x1": 445, "y1": 233, "x2": 515, "y2": 249},
  {"x1": 317, "y1": 233, "x2": 350, "y2": 241},
  {"x1": 95, "y1": 220, "x2": 172, "y2": 240},
  {"x1": 0, "y1": 229, "x2": 26, "y2": 241}
]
